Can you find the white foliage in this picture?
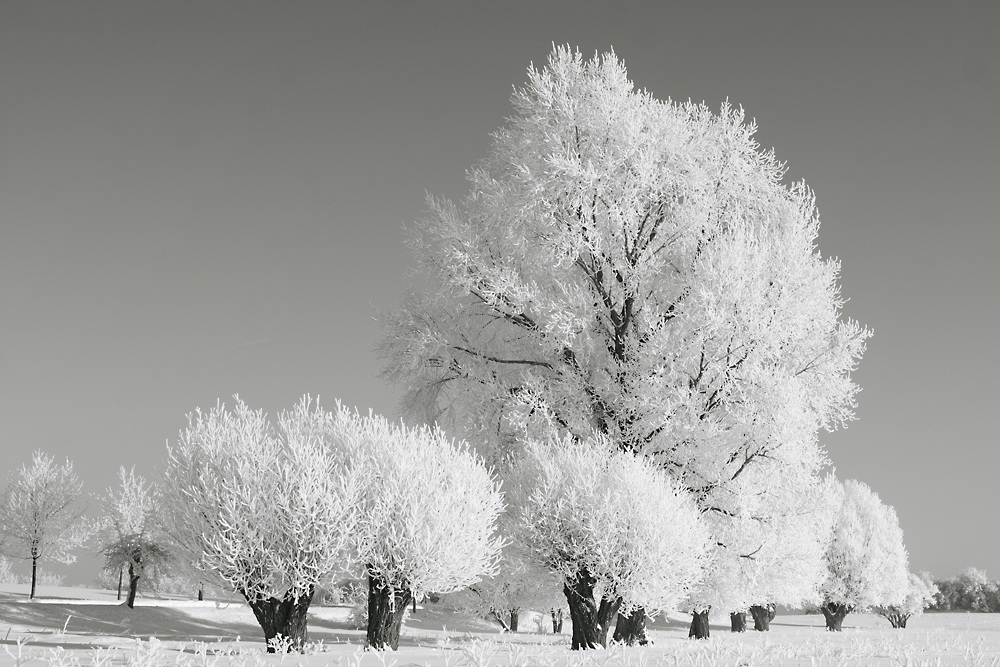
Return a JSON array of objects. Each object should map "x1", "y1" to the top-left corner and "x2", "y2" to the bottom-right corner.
[
  {"x1": 820, "y1": 478, "x2": 909, "y2": 611},
  {"x1": 379, "y1": 46, "x2": 868, "y2": 614},
  {"x1": 97, "y1": 467, "x2": 171, "y2": 585},
  {"x1": 161, "y1": 396, "x2": 363, "y2": 603},
  {"x1": 875, "y1": 571, "x2": 938, "y2": 621},
  {"x1": 329, "y1": 405, "x2": 504, "y2": 599},
  {"x1": 0, "y1": 451, "x2": 91, "y2": 567},
  {"x1": 508, "y1": 435, "x2": 711, "y2": 614}
]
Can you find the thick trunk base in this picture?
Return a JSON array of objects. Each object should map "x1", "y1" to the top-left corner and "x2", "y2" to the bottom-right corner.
[
  {"x1": 820, "y1": 602, "x2": 851, "y2": 632},
  {"x1": 730, "y1": 611, "x2": 746, "y2": 633},
  {"x1": 366, "y1": 575, "x2": 412, "y2": 650},
  {"x1": 613, "y1": 608, "x2": 649, "y2": 645},
  {"x1": 688, "y1": 609, "x2": 710, "y2": 640},
  {"x1": 509, "y1": 609, "x2": 519, "y2": 632},
  {"x1": 749, "y1": 604, "x2": 773, "y2": 631},
  {"x1": 244, "y1": 586, "x2": 314, "y2": 652},
  {"x1": 884, "y1": 611, "x2": 909, "y2": 629},
  {"x1": 563, "y1": 570, "x2": 620, "y2": 649}
]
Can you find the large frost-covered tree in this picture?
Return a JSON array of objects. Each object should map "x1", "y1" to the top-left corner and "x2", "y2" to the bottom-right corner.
[
  {"x1": 162, "y1": 397, "x2": 364, "y2": 651},
  {"x1": 97, "y1": 467, "x2": 171, "y2": 608},
  {"x1": 330, "y1": 406, "x2": 504, "y2": 650},
  {"x1": 819, "y1": 478, "x2": 909, "y2": 631},
  {"x1": 0, "y1": 451, "x2": 92, "y2": 599},
  {"x1": 508, "y1": 435, "x2": 710, "y2": 649},
  {"x1": 380, "y1": 46, "x2": 868, "y2": 642}
]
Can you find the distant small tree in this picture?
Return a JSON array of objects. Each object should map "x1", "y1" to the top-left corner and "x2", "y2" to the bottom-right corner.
[
  {"x1": 0, "y1": 451, "x2": 92, "y2": 599},
  {"x1": 332, "y1": 407, "x2": 504, "y2": 650},
  {"x1": 456, "y1": 542, "x2": 565, "y2": 632},
  {"x1": 508, "y1": 436, "x2": 710, "y2": 649},
  {"x1": 162, "y1": 397, "x2": 365, "y2": 652},
  {"x1": 875, "y1": 571, "x2": 937, "y2": 628},
  {"x1": 819, "y1": 479, "x2": 909, "y2": 631},
  {"x1": 97, "y1": 467, "x2": 172, "y2": 608}
]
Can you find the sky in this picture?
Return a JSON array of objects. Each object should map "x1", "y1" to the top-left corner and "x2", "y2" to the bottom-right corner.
[{"x1": 1, "y1": 1, "x2": 998, "y2": 586}]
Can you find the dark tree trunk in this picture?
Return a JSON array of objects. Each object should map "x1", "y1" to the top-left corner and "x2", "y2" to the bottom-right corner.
[
  {"x1": 125, "y1": 563, "x2": 140, "y2": 609},
  {"x1": 749, "y1": 605, "x2": 772, "y2": 631},
  {"x1": 613, "y1": 608, "x2": 649, "y2": 645},
  {"x1": 509, "y1": 608, "x2": 519, "y2": 632},
  {"x1": 117, "y1": 567, "x2": 123, "y2": 601},
  {"x1": 820, "y1": 602, "x2": 851, "y2": 632},
  {"x1": 198, "y1": 584, "x2": 204, "y2": 601},
  {"x1": 30, "y1": 554, "x2": 38, "y2": 600},
  {"x1": 551, "y1": 608, "x2": 563, "y2": 633},
  {"x1": 884, "y1": 611, "x2": 909, "y2": 628},
  {"x1": 768, "y1": 604, "x2": 777, "y2": 622},
  {"x1": 243, "y1": 586, "x2": 314, "y2": 652},
  {"x1": 563, "y1": 569, "x2": 620, "y2": 649},
  {"x1": 730, "y1": 611, "x2": 746, "y2": 633},
  {"x1": 688, "y1": 609, "x2": 710, "y2": 639},
  {"x1": 365, "y1": 574, "x2": 412, "y2": 650},
  {"x1": 412, "y1": 597, "x2": 417, "y2": 614},
  {"x1": 597, "y1": 597, "x2": 622, "y2": 645}
]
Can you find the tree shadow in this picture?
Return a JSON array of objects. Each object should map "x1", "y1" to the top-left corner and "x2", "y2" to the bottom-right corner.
[{"x1": 0, "y1": 602, "x2": 260, "y2": 642}]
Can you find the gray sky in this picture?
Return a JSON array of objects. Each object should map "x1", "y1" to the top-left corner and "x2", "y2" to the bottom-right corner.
[{"x1": 1, "y1": 1, "x2": 998, "y2": 585}]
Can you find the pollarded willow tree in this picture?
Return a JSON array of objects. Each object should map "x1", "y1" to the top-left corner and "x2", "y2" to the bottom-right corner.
[
  {"x1": 0, "y1": 451, "x2": 92, "y2": 599},
  {"x1": 162, "y1": 397, "x2": 364, "y2": 652},
  {"x1": 508, "y1": 435, "x2": 710, "y2": 649},
  {"x1": 97, "y1": 467, "x2": 172, "y2": 608},
  {"x1": 379, "y1": 46, "x2": 869, "y2": 643},
  {"x1": 819, "y1": 478, "x2": 909, "y2": 631},
  {"x1": 329, "y1": 406, "x2": 504, "y2": 651},
  {"x1": 875, "y1": 571, "x2": 937, "y2": 629}
]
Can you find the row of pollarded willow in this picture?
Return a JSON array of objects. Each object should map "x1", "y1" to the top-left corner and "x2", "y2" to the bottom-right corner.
[
  {"x1": 160, "y1": 397, "x2": 504, "y2": 652},
  {"x1": 378, "y1": 46, "x2": 871, "y2": 644}
]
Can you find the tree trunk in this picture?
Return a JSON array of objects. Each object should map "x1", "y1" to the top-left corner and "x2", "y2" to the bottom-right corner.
[
  {"x1": 597, "y1": 597, "x2": 621, "y2": 646},
  {"x1": 749, "y1": 605, "x2": 772, "y2": 631},
  {"x1": 30, "y1": 554, "x2": 38, "y2": 600},
  {"x1": 551, "y1": 608, "x2": 563, "y2": 633},
  {"x1": 820, "y1": 602, "x2": 851, "y2": 632},
  {"x1": 117, "y1": 567, "x2": 123, "y2": 601},
  {"x1": 614, "y1": 608, "x2": 649, "y2": 645},
  {"x1": 365, "y1": 574, "x2": 412, "y2": 650},
  {"x1": 125, "y1": 563, "x2": 140, "y2": 609},
  {"x1": 563, "y1": 569, "x2": 619, "y2": 649},
  {"x1": 243, "y1": 586, "x2": 314, "y2": 652},
  {"x1": 688, "y1": 609, "x2": 710, "y2": 639},
  {"x1": 198, "y1": 584, "x2": 203, "y2": 601},
  {"x1": 490, "y1": 609, "x2": 509, "y2": 631},
  {"x1": 885, "y1": 611, "x2": 908, "y2": 628},
  {"x1": 767, "y1": 604, "x2": 777, "y2": 622},
  {"x1": 730, "y1": 611, "x2": 746, "y2": 633},
  {"x1": 509, "y1": 608, "x2": 519, "y2": 632}
]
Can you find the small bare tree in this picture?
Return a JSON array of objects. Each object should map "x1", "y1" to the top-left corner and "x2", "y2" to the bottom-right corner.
[
  {"x1": 97, "y1": 467, "x2": 171, "y2": 608},
  {"x1": 0, "y1": 451, "x2": 91, "y2": 599}
]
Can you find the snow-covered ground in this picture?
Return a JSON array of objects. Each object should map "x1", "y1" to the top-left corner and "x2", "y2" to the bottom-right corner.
[{"x1": 2, "y1": 585, "x2": 999, "y2": 666}]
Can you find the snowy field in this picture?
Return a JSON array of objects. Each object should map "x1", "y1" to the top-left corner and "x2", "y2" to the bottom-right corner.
[{"x1": 2, "y1": 585, "x2": 999, "y2": 667}]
